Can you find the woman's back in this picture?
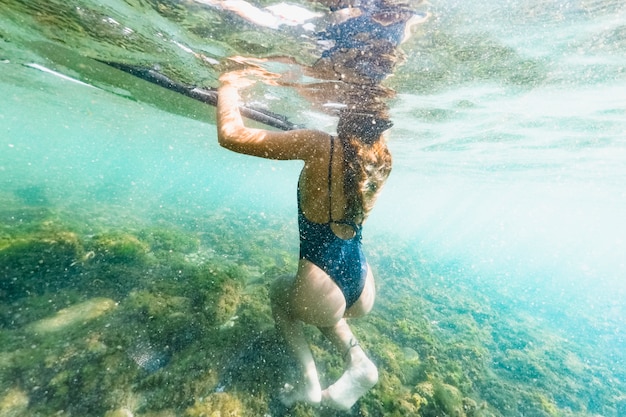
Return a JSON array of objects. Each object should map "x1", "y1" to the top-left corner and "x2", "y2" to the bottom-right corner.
[
  {"x1": 298, "y1": 132, "x2": 390, "y2": 239},
  {"x1": 298, "y1": 136, "x2": 355, "y2": 239}
]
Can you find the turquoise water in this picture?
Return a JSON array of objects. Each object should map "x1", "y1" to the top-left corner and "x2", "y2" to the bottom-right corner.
[{"x1": 1, "y1": 0, "x2": 625, "y2": 416}]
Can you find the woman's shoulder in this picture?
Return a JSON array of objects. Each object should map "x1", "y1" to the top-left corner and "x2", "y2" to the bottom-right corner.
[{"x1": 289, "y1": 129, "x2": 334, "y2": 160}]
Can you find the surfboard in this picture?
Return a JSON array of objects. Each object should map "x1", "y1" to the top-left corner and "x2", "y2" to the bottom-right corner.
[{"x1": 100, "y1": 60, "x2": 302, "y2": 131}]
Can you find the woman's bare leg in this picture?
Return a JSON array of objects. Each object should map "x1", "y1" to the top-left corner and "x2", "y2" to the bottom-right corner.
[
  {"x1": 270, "y1": 274, "x2": 322, "y2": 406},
  {"x1": 269, "y1": 262, "x2": 377, "y2": 409},
  {"x1": 319, "y1": 320, "x2": 378, "y2": 410},
  {"x1": 319, "y1": 268, "x2": 378, "y2": 410}
]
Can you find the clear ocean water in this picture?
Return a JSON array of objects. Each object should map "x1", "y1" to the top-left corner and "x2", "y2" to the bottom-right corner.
[{"x1": 1, "y1": 0, "x2": 625, "y2": 416}]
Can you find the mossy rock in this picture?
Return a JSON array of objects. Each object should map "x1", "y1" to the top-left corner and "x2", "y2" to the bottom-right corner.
[
  {"x1": 433, "y1": 381, "x2": 465, "y2": 417},
  {"x1": 90, "y1": 232, "x2": 150, "y2": 264},
  {"x1": 116, "y1": 290, "x2": 201, "y2": 353},
  {"x1": 366, "y1": 370, "x2": 426, "y2": 416},
  {"x1": 183, "y1": 265, "x2": 245, "y2": 327},
  {"x1": 138, "y1": 227, "x2": 200, "y2": 255},
  {"x1": 0, "y1": 230, "x2": 84, "y2": 298},
  {"x1": 412, "y1": 378, "x2": 473, "y2": 417},
  {"x1": 200, "y1": 279, "x2": 242, "y2": 327},
  {"x1": 104, "y1": 408, "x2": 134, "y2": 417},
  {"x1": 0, "y1": 388, "x2": 29, "y2": 417},
  {"x1": 184, "y1": 392, "x2": 244, "y2": 417},
  {"x1": 495, "y1": 349, "x2": 545, "y2": 382},
  {"x1": 537, "y1": 393, "x2": 560, "y2": 416},
  {"x1": 27, "y1": 297, "x2": 117, "y2": 335},
  {"x1": 125, "y1": 290, "x2": 191, "y2": 320}
]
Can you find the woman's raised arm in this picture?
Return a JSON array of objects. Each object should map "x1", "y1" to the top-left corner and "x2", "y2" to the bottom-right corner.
[{"x1": 217, "y1": 71, "x2": 328, "y2": 161}]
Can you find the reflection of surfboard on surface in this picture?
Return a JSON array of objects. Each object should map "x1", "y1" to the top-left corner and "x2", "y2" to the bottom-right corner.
[{"x1": 100, "y1": 60, "x2": 303, "y2": 131}]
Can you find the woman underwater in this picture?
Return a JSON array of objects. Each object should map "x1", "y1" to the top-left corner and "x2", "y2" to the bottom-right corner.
[{"x1": 216, "y1": 68, "x2": 393, "y2": 409}]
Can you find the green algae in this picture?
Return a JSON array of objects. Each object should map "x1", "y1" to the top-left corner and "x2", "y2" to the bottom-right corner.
[
  {"x1": 0, "y1": 220, "x2": 85, "y2": 301},
  {"x1": 0, "y1": 388, "x2": 29, "y2": 417},
  {"x1": 0, "y1": 201, "x2": 624, "y2": 417},
  {"x1": 138, "y1": 227, "x2": 200, "y2": 255},
  {"x1": 27, "y1": 297, "x2": 117, "y2": 334},
  {"x1": 91, "y1": 232, "x2": 150, "y2": 264},
  {"x1": 183, "y1": 391, "x2": 269, "y2": 417}
]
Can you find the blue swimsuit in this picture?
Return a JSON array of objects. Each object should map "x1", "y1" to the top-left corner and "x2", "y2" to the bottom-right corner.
[{"x1": 298, "y1": 136, "x2": 368, "y2": 308}]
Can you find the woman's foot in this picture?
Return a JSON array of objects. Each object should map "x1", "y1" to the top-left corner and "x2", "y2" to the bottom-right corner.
[
  {"x1": 321, "y1": 347, "x2": 378, "y2": 410},
  {"x1": 279, "y1": 370, "x2": 322, "y2": 407}
]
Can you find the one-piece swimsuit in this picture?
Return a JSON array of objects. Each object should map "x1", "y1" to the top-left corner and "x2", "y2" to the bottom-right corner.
[{"x1": 297, "y1": 136, "x2": 368, "y2": 308}]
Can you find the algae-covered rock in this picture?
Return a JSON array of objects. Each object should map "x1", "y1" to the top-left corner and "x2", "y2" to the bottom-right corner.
[
  {"x1": 0, "y1": 388, "x2": 29, "y2": 417},
  {"x1": 118, "y1": 290, "x2": 197, "y2": 357},
  {"x1": 415, "y1": 380, "x2": 435, "y2": 399},
  {"x1": 462, "y1": 397, "x2": 479, "y2": 416},
  {"x1": 495, "y1": 349, "x2": 546, "y2": 382},
  {"x1": 412, "y1": 379, "x2": 471, "y2": 417},
  {"x1": 200, "y1": 279, "x2": 241, "y2": 326},
  {"x1": 126, "y1": 290, "x2": 190, "y2": 320},
  {"x1": 433, "y1": 382, "x2": 465, "y2": 417},
  {"x1": 366, "y1": 370, "x2": 426, "y2": 416},
  {"x1": 103, "y1": 408, "x2": 133, "y2": 417},
  {"x1": 181, "y1": 264, "x2": 245, "y2": 328},
  {"x1": 27, "y1": 297, "x2": 117, "y2": 334},
  {"x1": 91, "y1": 232, "x2": 149, "y2": 264},
  {"x1": 537, "y1": 393, "x2": 559, "y2": 417},
  {"x1": 0, "y1": 229, "x2": 84, "y2": 298},
  {"x1": 138, "y1": 227, "x2": 200, "y2": 255},
  {"x1": 184, "y1": 392, "x2": 244, "y2": 417}
]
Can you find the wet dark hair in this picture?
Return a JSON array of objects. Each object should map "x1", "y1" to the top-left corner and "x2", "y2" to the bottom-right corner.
[
  {"x1": 337, "y1": 111, "x2": 393, "y2": 223},
  {"x1": 337, "y1": 111, "x2": 394, "y2": 145}
]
